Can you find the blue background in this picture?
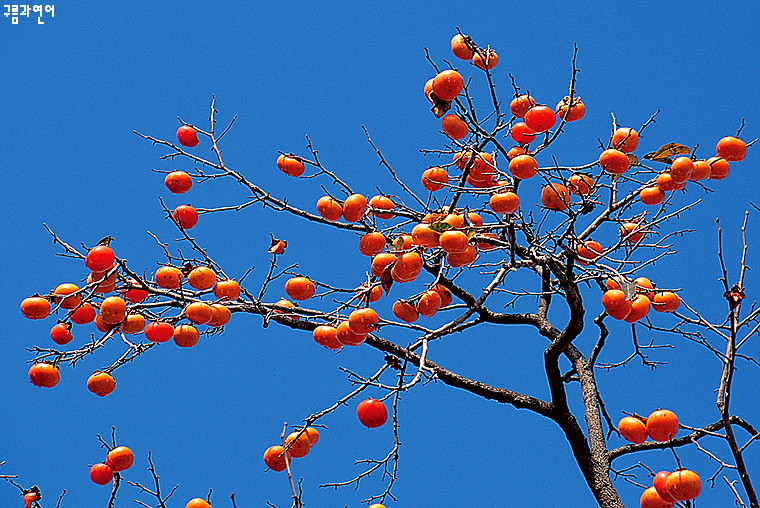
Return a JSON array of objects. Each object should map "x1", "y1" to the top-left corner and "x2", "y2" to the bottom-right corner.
[{"x1": 1, "y1": 1, "x2": 758, "y2": 507}]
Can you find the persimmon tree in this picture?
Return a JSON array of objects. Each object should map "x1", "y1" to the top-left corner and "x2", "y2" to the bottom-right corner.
[{"x1": 13, "y1": 31, "x2": 759, "y2": 508}]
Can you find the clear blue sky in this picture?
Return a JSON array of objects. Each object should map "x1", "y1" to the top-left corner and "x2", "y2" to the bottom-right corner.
[{"x1": 1, "y1": 1, "x2": 758, "y2": 507}]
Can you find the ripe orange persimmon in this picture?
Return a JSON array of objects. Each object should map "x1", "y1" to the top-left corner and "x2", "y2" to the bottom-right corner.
[
  {"x1": 106, "y1": 446, "x2": 134, "y2": 472},
  {"x1": 421, "y1": 166, "x2": 449, "y2": 191},
  {"x1": 541, "y1": 183, "x2": 570, "y2": 211},
  {"x1": 87, "y1": 371, "x2": 116, "y2": 397},
  {"x1": 447, "y1": 244, "x2": 477, "y2": 267},
  {"x1": 188, "y1": 266, "x2": 217, "y2": 290},
  {"x1": 342, "y1": 194, "x2": 367, "y2": 222},
  {"x1": 86, "y1": 245, "x2": 116, "y2": 272},
  {"x1": 669, "y1": 156, "x2": 694, "y2": 183},
  {"x1": 507, "y1": 145, "x2": 530, "y2": 160},
  {"x1": 263, "y1": 445, "x2": 290, "y2": 472},
  {"x1": 144, "y1": 321, "x2": 175, "y2": 343},
  {"x1": 472, "y1": 48, "x2": 498, "y2": 70},
  {"x1": 620, "y1": 222, "x2": 645, "y2": 243},
  {"x1": 439, "y1": 230, "x2": 470, "y2": 254},
  {"x1": 357, "y1": 398, "x2": 388, "y2": 428},
  {"x1": 442, "y1": 213, "x2": 466, "y2": 229},
  {"x1": 348, "y1": 308, "x2": 380, "y2": 334},
  {"x1": 94, "y1": 315, "x2": 115, "y2": 333},
  {"x1": 393, "y1": 300, "x2": 419, "y2": 323},
  {"x1": 207, "y1": 304, "x2": 231, "y2": 327},
  {"x1": 214, "y1": 279, "x2": 241, "y2": 301},
  {"x1": 174, "y1": 324, "x2": 200, "y2": 347},
  {"x1": 70, "y1": 302, "x2": 96, "y2": 324},
  {"x1": 89, "y1": 268, "x2": 117, "y2": 294},
  {"x1": 635, "y1": 277, "x2": 655, "y2": 299},
  {"x1": 556, "y1": 96, "x2": 585, "y2": 122},
  {"x1": 313, "y1": 325, "x2": 342, "y2": 350},
  {"x1": 336, "y1": 320, "x2": 366, "y2": 346},
  {"x1": 156, "y1": 266, "x2": 183, "y2": 289},
  {"x1": 172, "y1": 205, "x2": 198, "y2": 229},
  {"x1": 317, "y1": 196, "x2": 343, "y2": 222},
  {"x1": 611, "y1": 127, "x2": 639, "y2": 153},
  {"x1": 277, "y1": 154, "x2": 305, "y2": 177},
  {"x1": 29, "y1": 363, "x2": 60, "y2": 388},
  {"x1": 567, "y1": 174, "x2": 594, "y2": 195},
  {"x1": 21, "y1": 296, "x2": 51, "y2": 320},
  {"x1": 417, "y1": 290, "x2": 442, "y2": 318},
  {"x1": 50, "y1": 322, "x2": 73, "y2": 345},
  {"x1": 285, "y1": 431, "x2": 312, "y2": 458},
  {"x1": 285, "y1": 276, "x2": 316, "y2": 301},
  {"x1": 122, "y1": 279, "x2": 149, "y2": 303},
  {"x1": 165, "y1": 170, "x2": 193, "y2": 194},
  {"x1": 602, "y1": 290, "x2": 632, "y2": 320},
  {"x1": 716, "y1": 136, "x2": 746, "y2": 161},
  {"x1": 100, "y1": 296, "x2": 127, "y2": 325},
  {"x1": 524, "y1": 105, "x2": 557, "y2": 132},
  {"x1": 665, "y1": 469, "x2": 701, "y2": 501},
  {"x1": 640, "y1": 186, "x2": 666, "y2": 206},
  {"x1": 411, "y1": 225, "x2": 438, "y2": 251},
  {"x1": 656, "y1": 173, "x2": 678, "y2": 192},
  {"x1": 690, "y1": 159, "x2": 711, "y2": 180},
  {"x1": 467, "y1": 212, "x2": 483, "y2": 227},
  {"x1": 707, "y1": 156, "x2": 730, "y2": 180},
  {"x1": 186, "y1": 499, "x2": 212, "y2": 508},
  {"x1": 624, "y1": 294, "x2": 651, "y2": 323},
  {"x1": 450, "y1": 34, "x2": 473, "y2": 60},
  {"x1": 653, "y1": 471, "x2": 678, "y2": 504},
  {"x1": 576, "y1": 240, "x2": 603, "y2": 265},
  {"x1": 489, "y1": 191, "x2": 520, "y2": 214},
  {"x1": 185, "y1": 302, "x2": 213, "y2": 325},
  {"x1": 653, "y1": 291, "x2": 680, "y2": 312},
  {"x1": 510, "y1": 95, "x2": 536, "y2": 118},
  {"x1": 646, "y1": 409, "x2": 679, "y2": 441},
  {"x1": 640, "y1": 486, "x2": 674, "y2": 508},
  {"x1": 90, "y1": 463, "x2": 114, "y2": 485},
  {"x1": 432, "y1": 284, "x2": 453, "y2": 307},
  {"x1": 618, "y1": 416, "x2": 647, "y2": 444},
  {"x1": 371, "y1": 253, "x2": 398, "y2": 277},
  {"x1": 431, "y1": 70, "x2": 464, "y2": 101},
  {"x1": 274, "y1": 299, "x2": 299, "y2": 319},
  {"x1": 120, "y1": 313, "x2": 146, "y2": 334},
  {"x1": 53, "y1": 283, "x2": 82, "y2": 309},
  {"x1": 510, "y1": 122, "x2": 536, "y2": 144},
  {"x1": 441, "y1": 114, "x2": 468, "y2": 140},
  {"x1": 392, "y1": 252, "x2": 423, "y2": 281},
  {"x1": 369, "y1": 195, "x2": 395, "y2": 219},
  {"x1": 509, "y1": 154, "x2": 538, "y2": 179},
  {"x1": 359, "y1": 232, "x2": 386, "y2": 256},
  {"x1": 304, "y1": 427, "x2": 320, "y2": 446},
  {"x1": 599, "y1": 149, "x2": 630, "y2": 174}
]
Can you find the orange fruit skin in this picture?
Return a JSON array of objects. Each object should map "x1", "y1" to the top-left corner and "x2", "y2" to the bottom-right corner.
[
  {"x1": 646, "y1": 409, "x2": 679, "y2": 441},
  {"x1": 263, "y1": 445, "x2": 290, "y2": 472},
  {"x1": 601, "y1": 290, "x2": 632, "y2": 320},
  {"x1": 618, "y1": 416, "x2": 647, "y2": 444},
  {"x1": 431, "y1": 70, "x2": 464, "y2": 101},
  {"x1": 106, "y1": 446, "x2": 134, "y2": 472},
  {"x1": 450, "y1": 34, "x2": 473, "y2": 60},
  {"x1": 611, "y1": 127, "x2": 639, "y2": 153},
  {"x1": 88, "y1": 371, "x2": 116, "y2": 397},
  {"x1": 665, "y1": 469, "x2": 701, "y2": 501},
  {"x1": 716, "y1": 136, "x2": 746, "y2": 161},
  {"x1": 21, "y1": 296, "x2": 51, "y2": 320},
  {"x1": 640, "y1": 486, "x2": 674, "y2": 508},
  {"x1": 277, "y1": 155, "x2": 305, "y2": 177},
  {"x1": 29, "y1": 363, "x2": 60, "y2": 388}
]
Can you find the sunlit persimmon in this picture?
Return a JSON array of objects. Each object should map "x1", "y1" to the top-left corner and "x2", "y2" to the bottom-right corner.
[
  {"x1": 576, "y1": 240, "x2": 603, "y2": 265},
  {"x1": 489, "y1": 191, "x2": 520, "y2": 214},
  {"x1": 369, "y1": 195, "x2": 395, "y2": 219},
  {"x1": 646, "y1": 409, "x2": 679, "y2": 441},
  {"x1": 120, "y1": 313, "x2": 146, "y2": 334},
  {"x1": 393, "y1": 300, "x2": 419, "y2": 323},
  {"x1": 86, "y1": 245, "x2": 115, "y2": 272},
  {"x1": 567, "y1": 174, "x2": 595, "y2": 195},
  {"x1": 144, "y1": 321, "x2": 174, "y2": 343},
  {"x1": 174, "y1": 324, "x2": 200, "y2": 347},
  {"x1": 106, "y1": 446, "x2": 134, "y2": 472},
  {"x1": 393, "y1": 252, "x2": 423, "y2": 281},
  {"x1": 467, "y1": 212, "x2": 483, "y2": 227},
  {"x1": 541, "y1": 183, "x2": 570, "y2": 211},
  {"x1": 716, "y1": 136, "x2": 746, "y2": 162},
  {"x1": 277, "y1": 154, "x2": 305, "y2": 177},
  {"x1": 53, "y1": 283, "x2": 82, "y2": 309},
  {"x1": 441, "y1": 213, "x2": 466, "y2": 229},
  {"x1": 640, "y1": 486, "x2": 674, "y2": 508},
  {"x1": 634, "y1": 277, "x2": 655, "y2": 299},
  {"x1": 690, "y1": 159, "x2": 711, "y2": 180},
  {"x1": 70, "y1": 302, "x2": 96, "y2": 324},
  {"x1": 172, "y1": 205, "x2": 199, "y2": 229},
  {"x1": 317, "y1": 196, "x2": 343, "y2": 222},
  {"x1": 28, "y1": 362, "x2": 59, "y2": 388},
  {"x1": 21, "y1": 296, "x2": 50, "y2": 320},
  {"x1": 188, "y1": 266, "x2": 217, "y2": 290},
  {"x1": 87, "y1": 371, "x2": 116, "y2": 397},
  {"x1": 95, "y1": 315, "x2": 114, "y2": 333},
  {"x1": 599, "y1": 149, "x2": 630, "y2": 175},
  {"x1": 431, "y1": 70, "x2": 464, "y2": 101},
  {"x1": 611, "y1": 127, "x2": 639, "y2": 153},
  {"x1": 348, "y1": 308, "x2": 380, "y2": 335},
  {"x1": 640, "y1": 186, "x2": 666, "y2": 206},
  {"x1": 441, "y1": 114, "x2": 469, "y2": 140},
  {"x1": 510, "y1": 95, "x2": 536, "y2": 118},
  {"x1": 624, "y1": 294, "x2": 651, "y2": 323},
  {"x1": 417, "y1": 290, "x2": 442, "y2": 318},
  {"x1": 524, "y1": 105, "x2": 557, "y2": 132},
  {"x1": 556, "y1": 96, "x2": 585, "y2": 122},
  {"x1": 439, "y1": 230, "x2": 470, "y2": 254},
  {"x1": 207, "y1": 304, "x2": 231, "y2": 327},
  {"x1": 336, "y1": 320, "x2": 366, "y2": 346},
  {"x1": 122, "y1": 279, "x2": 149, "y2": 303},
  {"x1": 285, "y1": 431, "x2": 312, "y2": 458},
  {"x1": 707, "y1": 156, "x2": 730, "y2": 180},
  {"x1": 214, "y1": 279, "x2": 241, "y2": 301},
  {"x1": 371, "y1": 252, "x2": 398, "y2": 277},
  {"x1": 653, "y1": 471, "x2": 677, "y2": 504},
  {"x1": 618, "y1": 416, "x2": 647, "y2": 444},
  {"x1": 359, "y1": 232, "x2": 387, "y2": 256},
  {"x1": 89, "y1": 267, "x2": 117, "y2": 294},
  {"x1": 274, "y1": 299, "x2": 299, "y2": 320},
  {"x1": 100, "y1": 296, "x2": 127, "y2": 325},
  {"x1": 342, "y1": 194, "x2": 368, "y2": 222},
  {"x1": 601, "y1": 290, "x2": 632, "y2": 320},
  {"x1": 472, "y1": 48, "x2": 498, "y2": 70},
  {"x1": 421, "y1": 166, "x2": 449, "y2": 191},
  {"x1": 670, "y1": 157, "x2": 694, "y2": 183},
  {"x1": 186, "y1": 499, "x2": 212, "y2": 508},
  {"x1": 653, "y1": 291, "x2": 680, "y2": 313},
  {"x1": 313, "y1": 325, "x2": 342, "y2": 350},
  {"x1": 447, "y1": 244, "x2": 477, "y2": 267},
  {"x1": 264, "y1": 445, "x2": 290, "y2": 472},
  {"x1": 509, "y1": 154, "x2": 538, "y2": 179},
  {"x1": 656, "y1": 173, "x2": 678, "y2": 192},
  {"x1": 90, "y1": 463, "x2": 114, "y2": 485},
  {"x1": 165, "y1": 170, "x2": 193, "y2": 194},
  {"x1": 432, "y1": 284, "x2": 453, "y2": 307},
  {"x1": 620, "y1": 222, "x2": 645, "y2": 243},
  {"x1": 285, "y1": 276, "x2": 316, "y2": 301},
  {"x1": 665, "y1": 469, "x2": 701, "y2": 501},
  {"x1": 185, "y1": 302, "x2": 214, "y2": 325},
  {"x1": 50, "y1": 322, "x2": 73, "y2": 345},
  {"x1": 450, "y1": 34, "x2": 474, "y2": 60},
  {"x1": 156, "y1": 266, "x2": 183, "y2": 289},
  {"x1": 510, "y1": 122, "x2": 536, "y2": 144}
]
